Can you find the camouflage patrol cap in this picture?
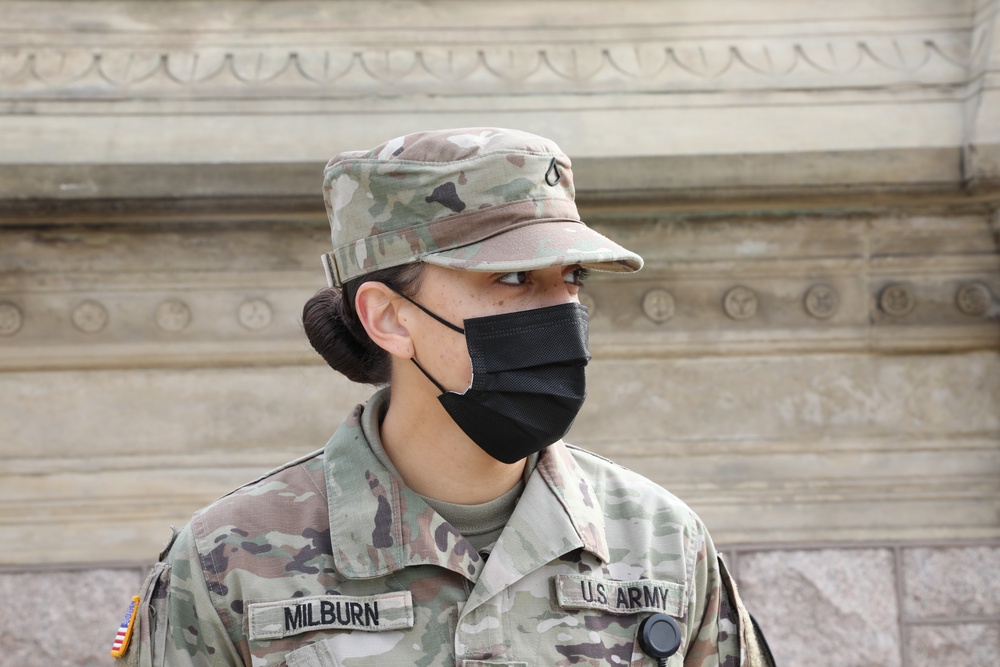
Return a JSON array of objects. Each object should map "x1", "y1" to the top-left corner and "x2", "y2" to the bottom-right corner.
[{"x1": 321, "y1": 127, "x2": 643, "y2": 287}]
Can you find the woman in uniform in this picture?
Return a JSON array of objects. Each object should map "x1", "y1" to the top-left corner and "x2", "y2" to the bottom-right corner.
[{"x1": 115, "y1": 127, "x2": 772, "y2": 667}]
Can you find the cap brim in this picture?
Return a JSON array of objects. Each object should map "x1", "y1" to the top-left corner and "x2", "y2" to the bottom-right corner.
[{"x1": 420, "y1": 219, "x2": 643, "y2": 274}]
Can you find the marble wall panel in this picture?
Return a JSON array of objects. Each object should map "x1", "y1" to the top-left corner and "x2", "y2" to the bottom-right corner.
[
  {"x1": 735, "y1": 548, "x2": 903, "y2": 667},
  {"x1": 0, "y1": 568, "x2": 144, "y2": 667},
  {"x1": 907, "y1": 623, "x2": 1000, "y2": 667},
  {"x1": 902, "y1": 546, "x2": 1000, "y2": 618}
]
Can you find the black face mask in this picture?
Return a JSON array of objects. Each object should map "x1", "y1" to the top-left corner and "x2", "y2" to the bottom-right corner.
[{"x1": 394, "y1": 291, "x2": 591, "y2": 464}]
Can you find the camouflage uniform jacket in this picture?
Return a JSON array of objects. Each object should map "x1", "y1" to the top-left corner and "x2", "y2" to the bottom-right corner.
[{"x1": 124, "y1": 394, "x2": 766, "y2": 667}]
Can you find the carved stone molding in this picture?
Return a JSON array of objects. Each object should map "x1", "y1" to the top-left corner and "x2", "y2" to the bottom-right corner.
[
  {"x1": 237, "y1": 298, "x2": 274, "y2": 331},
  {"x1": 0, "y1": 34, "x2": 979, "y2": 100},
  {"x1": 803, "y1": 284, "x2": 840, "y2": 320},
  {"x1": 71, "y1": 299, "x2": 109, "y2": 334},
  {"x1": 880, "y1": 283, "x2": 917, "y2": 318},
  {"x1": 0, "y1": 0, "x2": 992, "y2": 103},
  {"x1": 0, "y1": 0, "x2": 996, "y2": 210},
  {"x1": 723, "y1": 286, "x2": 759, "y2": 321},
  {"x1": 641, "y1": 288, "x2": 676, "y2": 324},
  {"x1": 2, "y1": 212, "x2": 996, "y2": 370},
  {"x1": 0, "y1": 301, "x2": 22, "y2": 336},
  {"x1": 154, "y1": 298, "x2": 191, "y2": 332},
  {"x1": 956, "y1": 281, "x2": 995, "y2": 317}
]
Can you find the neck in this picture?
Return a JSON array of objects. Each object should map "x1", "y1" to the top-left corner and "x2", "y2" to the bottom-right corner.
[{"x1": 379, "y1": 373, "x2": 526, "y2": 504}]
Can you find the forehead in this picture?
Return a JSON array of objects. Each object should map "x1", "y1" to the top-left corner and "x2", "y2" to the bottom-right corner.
[
  {"x1": 412, "y1": 264, "x2": 491, "y2": 295},
  {"x1": 414, "y1": 264, "x2": 573, "y2": 294}
]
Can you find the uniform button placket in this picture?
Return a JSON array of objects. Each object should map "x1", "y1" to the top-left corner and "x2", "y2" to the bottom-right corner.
[{"x1": 456, "y1": 606, "x2": 494, "y2": 664}]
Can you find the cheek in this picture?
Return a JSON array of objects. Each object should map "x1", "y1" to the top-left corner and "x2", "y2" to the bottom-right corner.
[
  {"x1": 440, "y1": 339, "x2": 473, "y2": 390},
  {"x1": 417, "y1": 329, "x2": 473, "y2": 392}
]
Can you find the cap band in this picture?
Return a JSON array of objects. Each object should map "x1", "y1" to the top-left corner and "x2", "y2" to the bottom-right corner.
[{"x1": 327, "y1": 198, "x2": 581, "y2": 287}]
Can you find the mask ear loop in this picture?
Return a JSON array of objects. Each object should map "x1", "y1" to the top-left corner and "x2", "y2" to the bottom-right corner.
[
  {"x1": 410, "y1": 358, "x2": 447, "y2": 394},
  {"x1": 386, "y1": 286, "x2": 465, "y2": 334},
  {"x1": 384, "y1": 285, "x2": 466, "y2": 394}
]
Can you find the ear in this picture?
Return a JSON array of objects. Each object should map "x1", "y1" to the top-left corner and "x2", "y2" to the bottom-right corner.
[{"x1": 354, "y1": 281, "x2": 414, "y2": 359}]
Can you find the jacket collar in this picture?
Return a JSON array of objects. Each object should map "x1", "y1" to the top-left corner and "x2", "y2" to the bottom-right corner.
[
  {"x1": 324, "y1": 390, "x2": 608, "y2": 582},
  {"x1": 463, "y1": 441, "x2": 610, "y2": 614},
  {"x1": 535, "y1": 440, "x2": 610, "y2": 564}
]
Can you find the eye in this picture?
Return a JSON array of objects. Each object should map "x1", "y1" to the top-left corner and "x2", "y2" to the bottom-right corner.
[
  {"x1": 565, "y1": 267, "x2": 590, "y2": 286},
  {"x1": 497, "y1": 271, "x2": 529, "y2": 285}
]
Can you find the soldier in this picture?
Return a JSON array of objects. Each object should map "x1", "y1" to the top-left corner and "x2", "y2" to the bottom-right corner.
[{"x1": 112, "y1": 128, "x2": 774, "y2": 666}]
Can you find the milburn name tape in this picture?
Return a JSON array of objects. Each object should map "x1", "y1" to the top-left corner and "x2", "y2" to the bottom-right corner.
[
  {"x1": 248, "y1": 592, "x2": 414, "y2": 640},
  {"x1": 110, "y1": 595, "x2": 140, "y2": 658},
  {"x1": 554, "y1": 574, "x2": 685, "y2": 616}
]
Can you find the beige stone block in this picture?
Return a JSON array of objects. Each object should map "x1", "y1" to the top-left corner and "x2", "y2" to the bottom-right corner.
[
  {"x1": 579, "y1": 353, "x2": 1000, "y2": 442},
  {"x1": 0, "y1": 568, "x2": 143, "y2": 667},
  {"x1": 969, "y1": 6, "x2": 1000, "y2": 182},
  {"x1": 4, "y1": 351, "x2": 998, "y2": 562},
  {"x1": 0, "y1": 365, "x2": 372, "y2": 564},
  {"x1": 906, "y1": 623, "x2": 1000, "y2": 667},
  {"x1": 0, "y1": 366, "x2": 370, "y2": 459},
  {"x1": 0, "y1": 222, "x2": 329, "y2": 277},
  {"x1": 736, "y1": 548, "x2": 902, "y2": 667},
  {"x1": 705, "y1": 498, "x2": 1000, "y2": 545},
  {"x1": 902, "y1": 546, "x2": 1000, "y2": 619},
  {"x1": 5, "y1": 353, "x2": 994, "y2": 455},
  {"x1": 0, "y1": 103, "x2": 966, "y2": 170},
  {"x1": 578, "y1": 352, "x2": 1000, "y2": 542},
  {"x1": 868, "y1": 214, "x2": 998, "y2": 259}
]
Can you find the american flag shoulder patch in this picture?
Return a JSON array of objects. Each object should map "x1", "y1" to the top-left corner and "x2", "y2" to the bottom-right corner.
[{"x1": 110, "y1": 595, "x2": 141, "y2": 658}]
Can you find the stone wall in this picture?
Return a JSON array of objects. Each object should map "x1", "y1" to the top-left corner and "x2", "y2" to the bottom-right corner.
[
  {"x1": 2, "y1": 210, "x2": 996, "y2": 667},
  {"x1": 1, "y1": 1, "x2": 999, "y2": 665}
]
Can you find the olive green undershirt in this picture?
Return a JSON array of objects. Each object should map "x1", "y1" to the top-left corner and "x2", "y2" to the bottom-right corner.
[{"x1": 361, "y1": 387, "x2": 538, "y2": 555}]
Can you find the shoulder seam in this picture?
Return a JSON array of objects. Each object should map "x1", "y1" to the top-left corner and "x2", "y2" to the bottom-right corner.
[
  {"x1": 207, "y1": 447, "x2": 326, "y2": 506},
  {"x1": 188, "y1": 515, "x2": 246, "y2": 656},
  {"x1": 563, "y1": 442, "x2": 615, "y2": 465},
  {"x1": 563, "y1": 443, "x2": 633, "y2": 473}
]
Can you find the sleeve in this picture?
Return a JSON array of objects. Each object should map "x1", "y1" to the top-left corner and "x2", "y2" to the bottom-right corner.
[
  {"x1": 680, "y1": 524, "x2": 775, "y2": 667},
  {"x1": 717, "y1": 556, "x2": 777, "y2": 667},
  {"x1": 121, "y1": 524, "x2": 244, "y2": 667}
]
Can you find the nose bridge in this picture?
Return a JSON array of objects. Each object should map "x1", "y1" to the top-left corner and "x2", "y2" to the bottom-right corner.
[{"x1": 535, "y1": 268, "x2": 579, "y2": 307}]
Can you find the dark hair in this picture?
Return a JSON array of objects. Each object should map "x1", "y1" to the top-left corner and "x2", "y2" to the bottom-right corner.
[{"x1": 303, "y1": 263, "x2": 424, "y2": 385}]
